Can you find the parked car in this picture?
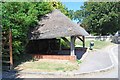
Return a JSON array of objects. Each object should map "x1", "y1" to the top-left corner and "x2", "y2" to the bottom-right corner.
[{"x1": 112, "y1": 31, "x2": 120, "y2": 44}]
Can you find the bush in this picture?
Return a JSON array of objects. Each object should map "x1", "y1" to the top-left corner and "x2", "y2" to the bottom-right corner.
[{"x1": 60, "y1": 39, "x2": 70, "y2": 49}]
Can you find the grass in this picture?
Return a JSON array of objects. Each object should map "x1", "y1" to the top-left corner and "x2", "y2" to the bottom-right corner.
[
  {"x1": 76, "y1": 59, "x2": 82, "y2": 64},
  {"x1": 60, "y1": 37, "x2": 113, "y2": 49},
  {"x1": 16, "y1": 60, "x2": 79, "y2": 72},
  {"x1": 75, "y1": 39, "x2": 113, "y2": 49}
]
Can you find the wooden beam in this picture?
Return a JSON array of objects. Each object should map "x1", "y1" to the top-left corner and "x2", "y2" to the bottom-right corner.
[
  {"x1": 61, "y1": 37, "x2": 70, "y2": 47},
  {"x1": 70, "y1": 36, "x2": 75, "y2": 56},
  {"x1": 77, "y1": 36, "x2": 85, "y2": 48},
  {"x1": 60, "y1": 39, "x2": 62, "y2": 51},
  {"x1": 9, "y1": 28, "x2": 13, "y2": 69},
  {"x1": 82, "y1": 36, "x2": 85, "y2": 48},
  {"x1": 77, "y1": 36, "x2": 83, "y2": 42}
]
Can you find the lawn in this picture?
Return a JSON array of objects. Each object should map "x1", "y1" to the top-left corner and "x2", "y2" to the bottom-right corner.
[
  {"x1": 15, "y1": 59, "x2": 79, "y2": 72},
  {"x1": 61, "y1": 37, "x2": 113, "y2": 49},
  {"x1": 75, "y1": 39, "x2": 113, "y2": 49}
]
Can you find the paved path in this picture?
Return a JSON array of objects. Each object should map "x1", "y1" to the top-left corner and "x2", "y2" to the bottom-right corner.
[
  {"x1": 83, "y1": 44, "x2": 118, "y2": 78},
  {"x1": 72, "y1": 46, "x2": 112, "y2": 73}
]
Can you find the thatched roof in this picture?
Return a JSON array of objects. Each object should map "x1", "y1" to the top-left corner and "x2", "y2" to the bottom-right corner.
[{"x1": 29, "y1": 9, "x2": 89, "y2": 40}]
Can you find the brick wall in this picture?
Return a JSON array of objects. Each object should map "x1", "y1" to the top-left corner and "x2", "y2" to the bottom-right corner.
[{"x1": 32, "y1": 54, "x2": 76, "y2": 61}]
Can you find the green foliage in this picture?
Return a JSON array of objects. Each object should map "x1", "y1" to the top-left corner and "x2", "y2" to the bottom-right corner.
[
  {"x1": 67, "y1": 10, "x2": 74, "y2": 20},
  {"x1": 50, "y1": 2, "x2": 71, "y2": 18},
  {"x1": 74, "y1": 2, "x2": 120, "y2": 35},
  {"x1": 76, "y1": 59, "x2": 82, "y2": 64},
  {"x1": 60, "y1": 39, "x2": 70, "y2": 49},
  {"x1": 2, "y1": 2, "x2": 69, "y2": 60},
  {"x1": 0, "y1": 3, "x2": 2, "y2": 19}
]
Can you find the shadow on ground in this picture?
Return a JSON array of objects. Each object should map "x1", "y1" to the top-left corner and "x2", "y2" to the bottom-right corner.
[{"x1": 2, "y1": 53, "x2": 33, "y2": 79}]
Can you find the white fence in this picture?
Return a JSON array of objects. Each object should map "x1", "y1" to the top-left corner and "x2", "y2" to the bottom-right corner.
[{"x1": 85, "y1": 36, "x2": 113, "y2": 41}]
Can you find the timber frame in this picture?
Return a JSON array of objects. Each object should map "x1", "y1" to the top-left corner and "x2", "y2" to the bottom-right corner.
[
  {"x1": 6, "y1": 33, "x2": 85, "y2": 67},
  {"x1": 61, "y1": 36, "x2": 85, "y2": 56}
]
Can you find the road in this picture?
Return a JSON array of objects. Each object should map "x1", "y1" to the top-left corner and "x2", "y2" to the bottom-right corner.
[
  {"x1": 111, "y1": 44, "x2": 118, "y2": 64},
  {"x1": 87, "y1": 44, "x2": 118, "y2": 78}
]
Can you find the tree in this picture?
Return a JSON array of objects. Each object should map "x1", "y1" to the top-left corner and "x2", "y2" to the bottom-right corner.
[
  {"x1": 67, "y1": 10, "x2": 74, "y2": 20},
  {"x1": 74, "y1": 2, "x2": 120, "y2": 35},
  {"x1": 2, "y1": 2, "x2": 70, "y2": 60},
  {"x1": 50, "y1": 2, "x2": 72, "y2": 18}
]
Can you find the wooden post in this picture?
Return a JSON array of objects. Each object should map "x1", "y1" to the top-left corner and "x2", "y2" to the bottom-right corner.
[
  {"x1": 82, "y1": 36, "x2": 85, "y2": 48},
  {"x1": 60, "y1": 39, "x2": 62, "y2": 51},
  {"x1": 70, "y1": 36, "x2": 75, "y2": 56},
  {"x1": 9, "y1": 28, "x2": 13, "y2": 69}
]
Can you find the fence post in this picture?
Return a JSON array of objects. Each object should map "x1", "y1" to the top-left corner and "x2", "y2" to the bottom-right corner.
[{"x1": 9, "y1": 28, "x2": 13, "y2": 69}]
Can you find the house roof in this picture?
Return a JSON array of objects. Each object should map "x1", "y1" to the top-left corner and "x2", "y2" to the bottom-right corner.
[{"x1": 29, "y1": 9, "x2": 89, "y2": 40}]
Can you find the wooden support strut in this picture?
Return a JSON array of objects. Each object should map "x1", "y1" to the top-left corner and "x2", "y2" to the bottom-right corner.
[
  {"x1": 82, "y1": 36, "x2": 85, "y2": 48},
  {"x1": 9, "y1": 28, "x2": 13, "y2": 69},
  {"x1": 77, "y1": 36, "x2": 85, "y2": 48},
  {"x1": 77, "y1": 36, "x2": 83, "y2": 42}
]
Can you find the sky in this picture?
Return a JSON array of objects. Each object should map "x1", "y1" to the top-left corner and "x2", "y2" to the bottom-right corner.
[
  {"x1": 62, "y1": 2, "x2": 84, "y2": 23},
  {"x1": 62, "y1": 2, "x2": 84, "y2": 11}
]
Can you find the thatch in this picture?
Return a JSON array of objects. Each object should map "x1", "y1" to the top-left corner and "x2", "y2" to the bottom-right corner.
[{"x1": 29, "y1": 9, "x2": 89, "y2": 40}]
